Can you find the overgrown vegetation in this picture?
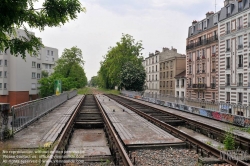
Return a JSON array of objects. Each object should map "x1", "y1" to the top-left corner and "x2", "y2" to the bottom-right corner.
[
  {"x1": 97, "y1": 34, "x2": 146, "y2": 91},
  {"x1": 223, "y1": 129, "x2": 235, "y2": 150},
  {"x1": 39, "y1": 47, "x2": 87, "y2": 97}
]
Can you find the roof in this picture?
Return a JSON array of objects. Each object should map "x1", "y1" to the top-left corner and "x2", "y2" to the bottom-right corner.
[{"x1": 175, "y1": 70, "x2": 186, "y2": 79}]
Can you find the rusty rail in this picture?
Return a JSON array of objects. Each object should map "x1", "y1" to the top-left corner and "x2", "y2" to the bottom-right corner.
[
  {"x1": 107, "y1": 94, "x2": 249, "y2": 166},
  {"x1": 95, "y1": 95, "x2": 133, "y2": 166}
]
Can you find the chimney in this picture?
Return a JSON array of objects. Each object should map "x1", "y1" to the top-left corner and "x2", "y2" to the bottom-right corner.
[
  {"x1": 171, "y1": 47, "x2": 177, "y2": 52},
  {"x1": 206, "y1": 11, "x2": 214, "y2": 17},
  {"x1": 155, "y1": 50, "x2": 160, "y2": 55},
  {"x1": 224, "y1": 0, "x2": 236, "y2": 7},
  {"x1": 162, "y1": 47, "x2": 169, "y2": 52},
  {"x1": 192, "y1": 20, "x2": 197, "y2": 25}
]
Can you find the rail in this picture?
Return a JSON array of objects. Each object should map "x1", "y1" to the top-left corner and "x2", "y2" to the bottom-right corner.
[
  {"x1": 68, "y1": 89, "x2": 78, "y2": 99},
  {"x1": 11, "y1": 90, "x2": 77, "y2": 134},
  {"x1": 95, "y1": 95, "x2": 133, "y2": 166},
  {"x1": 108, "y1": 94, "x2": 249, "y2": 166},
  {"x1": 121, "y1": 91, "x2": 250, "y2": 127}
]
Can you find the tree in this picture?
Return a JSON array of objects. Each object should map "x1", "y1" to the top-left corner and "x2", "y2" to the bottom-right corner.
[
  {"x1": 97, "y1": 34, "x2": 144, "y2": 90},
  {"x1": 0, "y1": 0, "x2": 85, "y2": 59},
  {"x1": 90, "y1": 76, "x2": 99, "y2": 87},
  {"x1": 41, "y1": 70, "x2": 49, "y2": 78},
  {"x1": 120, "y1": 61, "x2": 146, "y2": 91}
]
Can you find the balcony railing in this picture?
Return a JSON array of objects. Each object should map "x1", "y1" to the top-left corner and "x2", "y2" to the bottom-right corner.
[
  {"x1": 226, "y1": 30, "x2": 230, "y2": 34},
  {"x1": 238, "y1": 63, "x2": 243, "y2": 68},
  {"x1": 226, "y1": 65, "x2": 230, "y2": 69},
  {"x1": 226, "y1": 82, "x2": 230, "y2": 86},
  {"x1": 226, "y1": 48, "x2": 230, "y2": 52},
  {"x1": 202, "y1": 70, "x2": 205, "y2": 73},
  {"x1": 237, "y1": 25, "x2": 243, "y2": 31},
  {"x1": 237, "y1": 82, "x2": 243, "y2": 86},
  {"x1": 192, "y1": 83, "x2": 207, "y2": 89},
  {"x1": 202, "y1": 56, "x2": 206, "y2": 59},
  {"x1": 188, "y1": 84, "x2": 192, "y2": 88},
  {"x1": 212, "y1": 53, "x2": 216, "y2": 57},
  {"x1": 181, "y1": 84, "x2": 184, "y2": 88},
  {"x1": 212, "y1": 69, "x2": 216, "y2": 72},
  {"x1": 186, "y1": 35, "x2": 218, "y2": 50},
  {"x1": 211, "y1": 83, "x2": 216, "y2": 89},
  {"x1": 238, "y1": 44, "x2": 243, "y2": 49}
]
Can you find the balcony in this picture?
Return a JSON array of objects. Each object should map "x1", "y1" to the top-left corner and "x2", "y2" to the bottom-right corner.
[
  {"x1": 192, "y1": 83, "x2": 207, "y2": 89},
  {"x1": 226, "y1": 82, "x2": 230, "y2": 86},
  {"x1": 238, "y1": 44, "x2": 243, "y2": 49},
  {"x1": 212, "y1": 69, "x2": 216, "y2": 72},
  {"x1": 226, "y1": 48, "x2": 230, "y2": 52},
  {"x1": 202, "y1": 70, "x2": 205, "y2": 73},
  {"x1": 211, "y1": 83, "x2": 216, "y2": 89},
  {"x1": 202, "y1": 56, "x2": 206, "y2": 59},
  {"x1": 237, "y1": 82, "x2": 243, "y2": 86},
  {"x1": 187, "y1": 84, "x2": 192, "y2": 88},
  {"x1": 186, "y1": 35, "x2": 218, "y2": 50},
  {"x1": 238, "y1": 63, "x2": 243, "y2": 68},
  {"x1": 212, "y1": 53, "x2": 216, "y2": 57},
  {"x1": 226, "y1": 65, "x2": 230, "y2": 70},
  {"x1": 197, "y1": 70, "x2": 200, "y2": 73},
  {"x1": 237, "y1": 25, "x2": 243, "y2": 31}
]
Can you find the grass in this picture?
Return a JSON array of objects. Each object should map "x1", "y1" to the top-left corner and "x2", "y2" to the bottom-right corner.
[{"x1": 77, "y1": 87, "x2": 120, "y2": 95}]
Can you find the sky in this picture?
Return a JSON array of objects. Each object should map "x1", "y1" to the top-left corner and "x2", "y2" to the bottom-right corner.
[{"x1": 31, "y1": 0, "x2": 225, "y2": 81}]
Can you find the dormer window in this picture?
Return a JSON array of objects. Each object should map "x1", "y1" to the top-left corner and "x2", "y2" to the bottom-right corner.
[
  {"x1": 190, "y1": 26, "x2": 194, "y2": 35},
  {"x1": 203, "y1": 20, "x2": 207, "y2": 29},
  {"x1": 213, "y1": 14, "x2": 218, "y2": 25},
  {"x1": 238, "y1": 1, "x2": 243, "y2": 11},
  {"x1": 227, "y1": 5, "x2": 231, "y2": 16},
  {"x1": 198, "y1": 22, "x2": 202, "y2": 31}
]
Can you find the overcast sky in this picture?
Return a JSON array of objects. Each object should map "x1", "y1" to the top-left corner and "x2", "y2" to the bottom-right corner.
[{"x1": 31, "y1": 0, "x2": 224, "y2": 80}]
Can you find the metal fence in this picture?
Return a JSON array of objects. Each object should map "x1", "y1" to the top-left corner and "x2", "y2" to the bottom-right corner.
[
  {"x1": 68, "y1": 90, "x2": 78, "y2": 99},
  {"x1": 11, "y1": 91, "x2": 77, "y2": 134},
  {"x1": 121, "y1": 90, "x2": 250, "y2": 127}
]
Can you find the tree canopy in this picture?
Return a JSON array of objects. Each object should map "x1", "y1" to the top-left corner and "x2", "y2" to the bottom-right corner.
[
  {"x1": 39, "y1": 46, "x2": 87, "y2": 97},
  {"x1": 0, "y1": 0, "x2": 85, "y2": 59},
  {"x1": 97, "y1": 34, "x2": 146, "y2": 91}
]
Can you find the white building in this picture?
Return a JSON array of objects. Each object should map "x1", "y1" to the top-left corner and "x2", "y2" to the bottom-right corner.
[
  {"x1": 144, "y1": 51, "x2": 160, "y2": 96},
  {"x1": 175, "y1": 70, "x2": 186, "y2": 98},
  {"x1": 218, "y1": 0, "x2": 250, "y2": 116},
  {"x1": 0, "y1": 29, "x2": 58, "y2": 107}
]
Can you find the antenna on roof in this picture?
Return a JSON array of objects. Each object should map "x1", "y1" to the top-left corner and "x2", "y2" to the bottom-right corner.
[{"x1": 215, "y1": 0, "x2": 217, "y2": 12}]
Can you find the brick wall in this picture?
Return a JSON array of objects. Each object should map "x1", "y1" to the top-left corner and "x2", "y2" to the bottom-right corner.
[{"x1": 8, "y1": 91, "x2": 30, "y2": 107}]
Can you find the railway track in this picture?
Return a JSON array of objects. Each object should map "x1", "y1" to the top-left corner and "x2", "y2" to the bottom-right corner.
[
  {"x1": 106, "y1": 94, "x2": 250, "y2": 166},
  {"x1": 46, "y1": 95, "x2": 133, "y2": 166}
]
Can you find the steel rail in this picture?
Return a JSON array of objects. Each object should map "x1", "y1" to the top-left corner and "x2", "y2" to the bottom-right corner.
[
  {"x1": 119, "y1": 94, "x2": 250, "y2": 150},
  {"x1": 95, "y1": 95, "x2": 133, "y2": 166},
  {"x1": 45, "y1": 95, "x2": 85, "y2": 166},
  {"x1": 107, "y1": 94, "x2": 249, "y2": 166}
]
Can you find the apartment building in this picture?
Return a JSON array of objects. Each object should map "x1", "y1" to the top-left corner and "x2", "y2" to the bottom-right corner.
[
  {"x1": 159, "y1": 47, "x2": 186, "y2": 95},
  {"x1": 186, "y1": 11, "x2": 219, "y2": 101},
  {"x1": 144, "y1": 51, "x2": 160, "y2": 96},
  {"x1": 0, "y1": 29, "x2": 58, "y2": 107},
  {"x1": 218, "y1": 0, "x2": 250, "y2": 115},
  {"x1": 175, "y1": 70, "x2": 186, "y2": 98}
]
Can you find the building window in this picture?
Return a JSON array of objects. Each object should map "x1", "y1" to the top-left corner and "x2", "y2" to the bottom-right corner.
[
  {"x1": 156, "y1": 74, "x2": 157, "y2": 81},
  {"x1": 0, "y1": 60, "x2": 2, "y2": 66},
  {"x1": 226, "y1": 22, "x2": 230, "y2": 34},
  {"x1": 198, "y1": 22, "x2": 202, "y2": 30},
  {"x1": 238, "y1": 73, "x2": 243, "y2": 86},
  {"x1": 213, "y1": 14, "x2": 218, "y2": 24},
  {"x1": 156, "y1": 65, "x2": 157, "y2": 72},
  {"x1": 37, "y1": 63, "x2": 40, "y2": 69},
  {"x1": 238, "y1": 1, "x2": 243, "y2": 11},
  {"x1": 238, "y1": 55, "x2": 243, "y2": 68},
  {"x1": 226, "y1": 39, "x2": 230, "y2": 51},
  {"x1": 212, "y1": 45, "x2": 216, "y2": 53},
  {"x1": 51, "y1": 51, "x2": 53, "y2": 56},
  {"x1": 45, "y1": 64, "x2": 48, "y2": 69},
  {"x1": 32, "y1": 72, "x2": 36, "y2": 78},
  {"x1": 31, "y1": 83, "x2": 36, "y2": 90},
  {"x1": 37, "y1": 73, "x2": 41, "y2": 79},
  {"x1": 32, "y1": 61, "x2": 36, "y2": 68},
  {"x1": 0, "y1": 83, "x2": 2, "y2": 89},
  {"x1": 212, "y1": 92, "x2": 215, "y2": 100},
  {"x1": 170, "y1": 81, "x2": 172, "y2": 87},
  {"x1": 177, "y1": 91, "x2": 179, "y2": 97},
  {"x1": 238, "y1": 93, "x2": 243, "y2": 103},
  {"x1": 226, "y1": 74, "x2": 230, "y2": 86},
  {"x1": 226, "y1": 57, "x2": 230, "y2": 69},
  {"x1": 170, "y1": 71, "x2": 173, "y2": 78},
  {"x1": 238, "y1": 36, "x2": 243, "y2": 49},
  {"x1": 237, "y1": 17, "x2": 243, "y2": 30},
  {"x1": 0, "y1": 71, "x2": 2, "y2": 77},
  {"x1": 4, "y1": 71, "x2": 7, "y2": 77},
  {"x1": 4, "y1": 60, "x2": 7, "y2": 66},
  {"x1": 47, "y1": 50, "x2": 50, "y2": 55},
  {"x1": 227, "y1": 5, "x2": 231, "y2": 16},
  {"x1": 203, "y1": 20, "x2": 207, "y2": 29},
  {"x1": 181, "y1": 92, "x2": 184, "y2": 98},
  {"x1": 4, "y1": 83, "x2": 7, "y2": 89},
  {"x1": 226, "y1": 92, "x2": 230, "y2": 102},
  {"x1": 197, "y1": 92, "x2": 200, "y2": 98}
]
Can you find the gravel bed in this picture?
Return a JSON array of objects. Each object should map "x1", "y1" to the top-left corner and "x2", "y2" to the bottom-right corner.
[{"x1": 131, "y1": 148, "x2": 198, "y2": 166}]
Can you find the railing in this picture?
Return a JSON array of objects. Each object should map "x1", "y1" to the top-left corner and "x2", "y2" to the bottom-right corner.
[
  {"x1": 226, "y1": 30, "x2": 230, "y2": 34},
  {"x1": 192, "y1": 84, "x2": 207, "y2": 89},
  {"x1": 226, "y1": 48, "x2": 230, "y2": 52},
  {"x1": 11, "y1": 91, "x2": 77, "y2": 134},
  {"x1": 197, "y1": 70, "x2": 200, "y2": 73},
  {"x1": 186, "y1": 35, "x2": 218, "y2": 50},
  {"x1": 226, "y1": 82, "x2": 230, "y2": 86},
  {"x1": 121, "y1": 90, "x2": 250, "y2": 127},
  {"x1": 202, "y1": 70, "x2": 205, "y2": 73},
  {"x1": 212, "y1": 53, "x2": 216, "y2": 57},
  {"x1": 202, "y1": 56, "x2": 206, "y2": 59},
  {"x1": 197, "y1": 57, "x2": 200, "y2": 60},
  {"x1": 176, "y1": 84, "x2": 179, "y2": 88},
  {"x1": 238, "y1": 63, "x2": 243, "y2": 68},
  {"x1": 238, "y1": 44, "x2": 243, "y2": 49},
  {"x1": 226, "y1": 65, "x2": 230, "y2": 69},
  {"x1": 237, "y1": 82, "x2": 243, "y2": 86},
  {"x1": 68, "y1": 90, "x2": 78, "y2": 99},
  {"x1": 212, "y1": 69, "x2": 216, "y2": 72},
  {"x1": 237, "y1": 25, "x2": 243, "y2": 31}
]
